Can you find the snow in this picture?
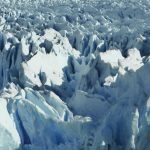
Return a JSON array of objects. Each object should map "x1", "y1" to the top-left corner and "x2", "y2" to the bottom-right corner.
[{"x1": 0, "y1": 0, "x2": 150, "y2": 150}]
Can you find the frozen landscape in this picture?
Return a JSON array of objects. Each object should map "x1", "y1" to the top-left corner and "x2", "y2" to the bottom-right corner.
[{"x1": 0, "y1": 0, "x2": 150, "y2": 149}]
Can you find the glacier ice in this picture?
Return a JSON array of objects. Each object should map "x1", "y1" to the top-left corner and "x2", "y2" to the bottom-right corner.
[{"x1": 0, "y1": 0, "x2": 150, "y2": 150}]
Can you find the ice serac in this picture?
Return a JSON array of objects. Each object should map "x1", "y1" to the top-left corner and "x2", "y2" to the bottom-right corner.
[
  {"x1": 0, "y1": 99, "x2": 21, "y2": 150},
  {"x1": 69, "y1": 90, "x2": 110, "y2": 120},
  {"x1": 19, "y1": 29, "x2": 78, "y2": 88}
]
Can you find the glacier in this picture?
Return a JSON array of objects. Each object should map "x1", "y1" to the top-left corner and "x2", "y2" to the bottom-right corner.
[{"x1": 0, "y1": 0, "x2": 150, "y2": 150}]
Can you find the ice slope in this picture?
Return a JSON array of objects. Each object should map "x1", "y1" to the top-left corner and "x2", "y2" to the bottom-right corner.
[{"x1": 0, "y1": 0, "x2": 150, "y2": 150}]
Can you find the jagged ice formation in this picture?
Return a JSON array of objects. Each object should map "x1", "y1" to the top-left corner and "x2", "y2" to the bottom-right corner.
[{"x1": 0, "y1": 0, "x2": 150, "y2": 150}]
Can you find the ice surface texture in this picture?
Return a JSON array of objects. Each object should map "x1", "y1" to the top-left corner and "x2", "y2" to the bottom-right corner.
[{"x1": 0, "y1": 0, "x2": 150, "y2": 150}]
